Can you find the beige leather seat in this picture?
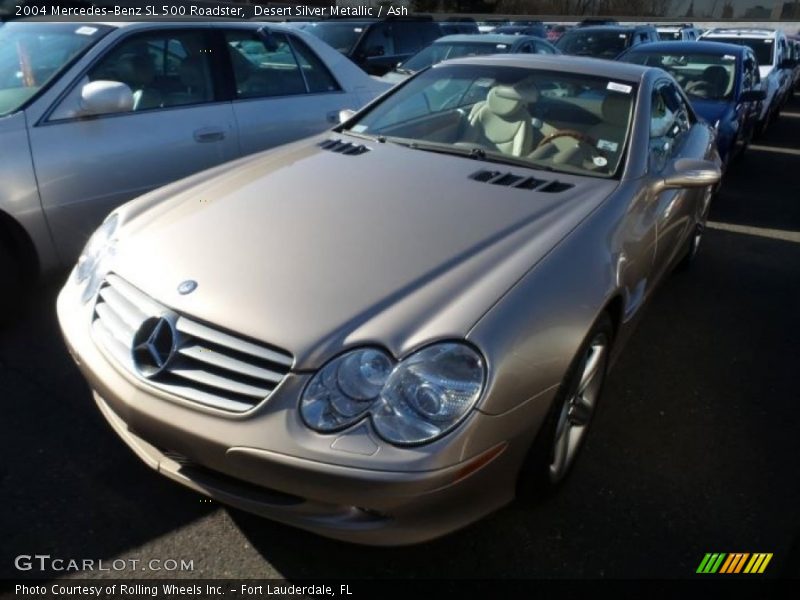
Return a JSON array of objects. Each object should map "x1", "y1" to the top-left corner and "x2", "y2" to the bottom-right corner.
[{"x1": 462, "y1": 85, "x2": 535, "y2": 157}]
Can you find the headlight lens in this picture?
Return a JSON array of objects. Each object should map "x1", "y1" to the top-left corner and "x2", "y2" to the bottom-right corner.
[
  {"x1": 300, "y1": 343, "x2": 485, "y2": 445},
  {"x1": 74, "y1": 214, "x2": 119, "y2": 302}
]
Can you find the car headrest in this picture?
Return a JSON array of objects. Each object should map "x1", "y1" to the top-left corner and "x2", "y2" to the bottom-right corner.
[
  {"x1": 180, "y1": 57, "x2": 207, "y2": 89},
  {"x1": 117, "y1": 54, "x2": 156, "y2": 87},
  {"x1": 602, "y1": 93, "x2": 631, "y2": 128},
  {"x1": 703, "y1": 65, "x2": 729, "y2": 88},
  {"x1": 487, "y1": 85, "x2": 527, "y2": 118}
]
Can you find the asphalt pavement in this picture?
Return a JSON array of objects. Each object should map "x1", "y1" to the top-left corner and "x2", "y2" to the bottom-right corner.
[{"x1": 1, "y1": 93, "x2": 799, "y2": 581}]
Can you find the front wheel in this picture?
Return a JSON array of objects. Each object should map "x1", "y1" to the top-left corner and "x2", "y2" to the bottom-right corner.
[
  {"x1": 518, "y1": 313, "x2": 613, "y2": 496},
  {"x1": 0, "y1": 242, "x2": 26, "y2": 324}
]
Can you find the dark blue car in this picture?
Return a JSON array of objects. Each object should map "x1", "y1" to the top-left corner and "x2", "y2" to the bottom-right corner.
[{"x1": 618, "y1": 41, "x2": 766, "y2": 165}]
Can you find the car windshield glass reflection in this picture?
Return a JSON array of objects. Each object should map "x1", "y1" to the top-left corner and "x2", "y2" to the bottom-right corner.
[
  {"x1": 345, "y1": 65, "x2": 636, "y2": 178},
  {"x1": 301, "y1": 23, "x2": 364, "y2": 54},
  {"x1": 709, "y1": 37, "x2": 774, "y2": 65},
  {"x1": 401, "y1": 42, "x2": 511, "y2": 72},
  {"x1": 626, "y1": 52, "x2": 737, "y2": 100},
  {"x1": 0, "y1": 22, "x2": 111, "y2": 116},
  {"x1": 557, "y1": 30, "x2": 630, "y2": 58}
]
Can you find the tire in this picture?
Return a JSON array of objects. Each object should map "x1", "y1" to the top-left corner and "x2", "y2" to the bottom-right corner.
[
  {"x1": 677, "y1": 186, "x2": 713, "y2": 271},
  {"x1": 0, "y1": 240, "x2": 26, "y2": 324},
  {"x1": 517, "y1": 312, "x2": 613, "y2": 498}
]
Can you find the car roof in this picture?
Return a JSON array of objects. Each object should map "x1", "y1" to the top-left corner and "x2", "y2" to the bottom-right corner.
[
  {"x1": 567, "y1": 24, "x2": 653, "y2": 34},
  {"x1": 435, "y1": 33, "x2": 536, "y2": 44},
  {"x1": 626, "y1": 41, "x2": 748, "y2": 55},
  {"x1": 439, "y1": 53, "x2": 650, "y2": 82},
  {"x1": 702, "y1": 28, "x2": 781, "y2": 39}
]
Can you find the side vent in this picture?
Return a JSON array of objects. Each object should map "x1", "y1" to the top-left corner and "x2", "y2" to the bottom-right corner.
[
  {"x1": 318, "y1": 138, "x2": 370, "y2": 156},
  {"x1": 469, "y1": 169, "x2": 574, "y2": 193}
]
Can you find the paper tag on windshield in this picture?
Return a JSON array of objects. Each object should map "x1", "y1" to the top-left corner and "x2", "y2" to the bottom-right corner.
[
  {"x1": 75, "y1": 26, "x2": 98, "y2": 36},
  {"x1": 607, "y1": 82, "x2": 632, "y2": 94},
  {"x1": 593, "y1": 156, "x2": 608, "y2": 167},
  {"x1": 597, "y1": 139, "x2": 619, "y2": 152},
  {"x1": 351, "y1": 124, "x2": 367, "y2": 133}
]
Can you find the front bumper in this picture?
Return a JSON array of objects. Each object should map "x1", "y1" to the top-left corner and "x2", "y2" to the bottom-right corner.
[{"x1": 57, "y1": 279, "x2": 554, "y2": 545}]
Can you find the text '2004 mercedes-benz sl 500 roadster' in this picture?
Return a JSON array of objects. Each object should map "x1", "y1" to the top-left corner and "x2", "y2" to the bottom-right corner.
[{"x1": 58, "y1": 54, "x2": 721, "y2": 545}]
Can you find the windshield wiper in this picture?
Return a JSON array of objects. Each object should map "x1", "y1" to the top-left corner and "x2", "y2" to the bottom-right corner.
[
  {"x1": 389, "y1": 138, "x2": 551, "y2": 171},
  {"x1": 339, "y1": 129, "x2": 378, "y2": 142}
]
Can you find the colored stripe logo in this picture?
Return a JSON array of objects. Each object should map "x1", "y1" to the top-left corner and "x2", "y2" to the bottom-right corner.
[{"x1": 696, "y1": 552, "x2": 773, "y2": 574}]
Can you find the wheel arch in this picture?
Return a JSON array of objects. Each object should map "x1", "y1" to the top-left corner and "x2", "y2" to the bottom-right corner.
[{"x1": 0, "y1": 208, "x2": 40, "y2": 284}]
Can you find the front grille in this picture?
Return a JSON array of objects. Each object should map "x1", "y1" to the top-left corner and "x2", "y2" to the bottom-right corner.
[{"x1": 92, "y1": 274, "x2": 294, "y2": 413}]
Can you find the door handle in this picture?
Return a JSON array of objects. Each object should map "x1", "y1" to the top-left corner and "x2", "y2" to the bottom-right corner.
[
  {"x1": 326, "y1": 110, "x2": 340, "y2": 124},
  {"x1": 194, "y1": 127, "x2": 226, "y2": 143}
]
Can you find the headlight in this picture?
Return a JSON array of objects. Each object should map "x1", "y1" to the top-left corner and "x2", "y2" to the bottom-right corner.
[
  {"x1": 74, "y1": 214, "x2": 119, "y2": 303},
  {"x1": 300, "y1": 343, "x2": 485, "y2": 446}
]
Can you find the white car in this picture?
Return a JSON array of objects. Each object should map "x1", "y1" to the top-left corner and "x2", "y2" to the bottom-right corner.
[
  {"x1": 0, "y1": 20, "x2": 388, "y2": 313},
  {"x1": 699, "y1": 28, "x2": 793, "y2": 132}
]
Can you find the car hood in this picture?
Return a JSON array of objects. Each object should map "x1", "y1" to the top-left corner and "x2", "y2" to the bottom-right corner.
[{"x1": 111, "y1": 137, "x2": 617, "y2": 368}]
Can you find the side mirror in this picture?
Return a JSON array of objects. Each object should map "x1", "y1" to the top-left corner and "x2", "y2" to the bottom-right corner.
[
  {"x1": 338, "y1": 109, "x2": 356, "y2": 124},
  {"x1": 654, "y1": 158, "x2": 720, "y2": 192},
  {"x1": 740, "y1": 89, "x2": 766, "y2": 102},
  {"x1": 79, "y1": 81, "x2": 134, "y2": 116}
]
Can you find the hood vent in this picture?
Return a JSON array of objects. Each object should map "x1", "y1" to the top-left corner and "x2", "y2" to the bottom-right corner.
[
  {"x1": 469, "y1": 169, "x2": 574, "y2": 193},
  {"x1": 319, "y1": 138, "x2": 371, "y2": 155}
]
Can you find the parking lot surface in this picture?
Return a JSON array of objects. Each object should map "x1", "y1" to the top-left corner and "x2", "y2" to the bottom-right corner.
[{"x1": 2, "y1": 93, "x2": 799, "y2": 580}]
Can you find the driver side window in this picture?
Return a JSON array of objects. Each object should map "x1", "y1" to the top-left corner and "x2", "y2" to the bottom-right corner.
[{"x1": 649, "y1": 82, "x2": 690, "y2": 172}]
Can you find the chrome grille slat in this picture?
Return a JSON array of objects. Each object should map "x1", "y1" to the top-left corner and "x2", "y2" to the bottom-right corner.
[
  {"x1": 91, "y1": 275, "x2": 293, "y2": 413},
  {"x1": 92, "y1": 318, "x2": 133, "y2": 368},
  {"x1": 152, "y1": 382, "x2": 255, "y2": 412},
  {"x1": 94, "y1": 302, "x2": 135, "y2": 348},
  {"x1": 106, "y1": 273, "x2": 167, "y2": 316},
  {"x1": 166, "y1": 366, "x2": 271, "y2": 398},
  {"x1": 177, "y1": 344, "x2": 284, "y2": 383},
  {"x1": 98, "y1": 285, "x2": 147, "y2": 330},
  {"x1": 175, "y1": 317, "x2": 293, "y2": 368}
]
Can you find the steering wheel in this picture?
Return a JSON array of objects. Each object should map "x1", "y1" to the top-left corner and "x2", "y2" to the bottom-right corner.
[
  {"x1": 685, "y1": 80, "x2": 714, "y2": 97},
  {"x1": 536, "y1": 129, "x2": 596, "y2": 149},
  {"x1": 535, "y1": 129, "x2": 608, "y2": 169}
]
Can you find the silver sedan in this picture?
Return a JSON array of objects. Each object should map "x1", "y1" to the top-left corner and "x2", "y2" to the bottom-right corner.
[
  {"x1": 58, "y1": 55, "x2": 720, "y2": 545},
  {"x1": 0, "y1": 20, "x2": 388, "y2": 316}
]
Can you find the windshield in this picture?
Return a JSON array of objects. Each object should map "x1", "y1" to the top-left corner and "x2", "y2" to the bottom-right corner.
[
  {"x1": 401, "y1": 41, "x2": 513, "y2": 72},
  {"x1": 556, "y1": 29, "x2": 631, "y2": 58},
  {"x1": 658, "y1": 31, "x2": 683, "y2": 41},
  {"x1": 344, "y1": 64, "x2": 636, "y2": 178},
  {"x1": 706, "y1": 37, "x2": 774, "y2": 66},
  {"x1": 624, "y1": 51, "x2": 737, "y2": 100},
  {"x1": 0, "y1": 22, "x2": 111, "y2": 117},
  {"x1": 300, "y1": 22, "x2": 365, "y2": 54}
]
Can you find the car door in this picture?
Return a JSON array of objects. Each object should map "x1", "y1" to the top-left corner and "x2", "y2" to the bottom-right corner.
[
  {"x1": 738, "y1": 52, "x2": 761, "y2": 151},
  {"x1": 648, "y1": 81, "x2": 701, "y2": 278},
  {"x1": 222, "y1": 28, "x2": 356, "y2": 157},
  {"x1": 356, "y1": 22, "x2": 400, "y2": 75},
  {"x1": 28, "y1": 26, "x2": 239, "y2": 264}
]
